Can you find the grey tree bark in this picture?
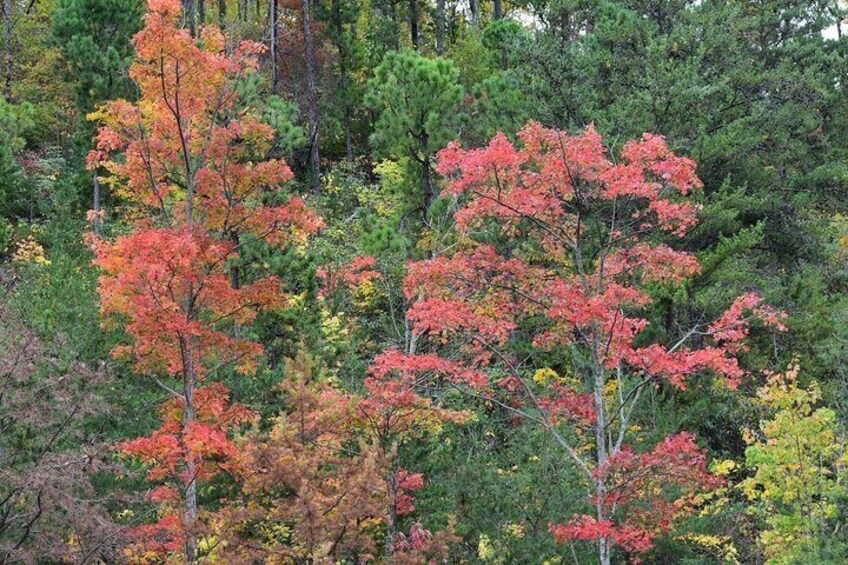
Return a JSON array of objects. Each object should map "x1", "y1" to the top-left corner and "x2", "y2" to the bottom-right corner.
[
  {"x1": 302, "y1": 0, "x2": 321, "y2": 193},
  {"x1": 436, "y1": 0, "x2": 445, "y2": 54},
  {"x1": 92, "y1": 174, "x2": 102, "y2": 236},
  {"x1": 3, "y1": 0, "x2": 12, "y2": 102},
  {"x1": 181, "y1": 333, "x2": 198, "y2": 564},
  {"x1": 270, "y1": 0, "x2": 278, "y2": 93}
]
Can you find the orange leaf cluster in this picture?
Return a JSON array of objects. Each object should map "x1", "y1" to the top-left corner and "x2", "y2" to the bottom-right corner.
[
  {"x1": 89, "y1": 1, "x2": 323, "y2": 559},
  {"x1": 549, "y1": 433, "x2": 724, "y2": 558},
  {"x1": 214, "y1": 356, "x2": 457, "y2": 563},
  {"x1": 117, "y1": 383, "x2": 255, "y2": 482}
]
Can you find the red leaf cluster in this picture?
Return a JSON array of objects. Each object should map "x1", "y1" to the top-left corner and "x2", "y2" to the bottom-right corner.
[
  {"x1": 316, "y1": 255, "x2": 383, "y2": 297},
  {"x1": 94, "y1": 228, "x2": 286, "y2": 377},
  {"x1": 403, "y1": 123, "x2": 785, "y2": 393},
  {"x1": 117, "y1": 383, "x2": 255, "y2": 482},
  {"x1": 550, "y1": 433, "x2": 723, "y2": 557},
  {"x1": 124, "y1": 515, "x2": 184, "y2": 562},
  {"x1": 376, "y1": 123, "x2": 787, "y2": 560}
]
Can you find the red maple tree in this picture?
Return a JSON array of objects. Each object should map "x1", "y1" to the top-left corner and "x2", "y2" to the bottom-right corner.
[
  {"x1": 88, "y1": 0, "x2": 321, "y2": 561},
  {"x1": 374, "y1": 123, "x2": 785, "y2": 564}
]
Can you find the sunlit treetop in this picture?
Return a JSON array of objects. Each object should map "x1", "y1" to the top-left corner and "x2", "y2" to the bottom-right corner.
[
  {"x1": 401, "y1": 123, "x2": 785, "y2": 393},
  {"x1": 87, "y1": 0, "x2": 322, "y2": 244}
]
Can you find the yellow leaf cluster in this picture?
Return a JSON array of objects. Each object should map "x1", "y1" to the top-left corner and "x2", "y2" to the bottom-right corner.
[{"x1": 12, "y1": 236, "x2": 50, "y2": 266}]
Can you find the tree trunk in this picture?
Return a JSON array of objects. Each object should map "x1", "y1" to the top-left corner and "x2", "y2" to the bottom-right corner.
[
  {"x1": 409, "y1": 0, "x2": 419, "y2": 49},
  {"x1": 3, "y1": 0, "x2": 12, "y2": 102},
  {"x1": 218, "y1": 0, "x2": 226, "y2": 28},
  {"x1": 343, "y1": 81, "x2": 352, "y2": 160},
  {"x1": 92, "y1": 174, "x2": 102, "y2": 235},
  {"x1": 198, "y1": 0, "x2": 205, "y2": 27},
  {"x1": 183, "y1": 0, "x2": 196, "y2": 34},
  {"x1": 421, "y1": 156, "x2": 434, "y2": 215},
  {"x1": 599, "y1": 535, "x2": 611, "y2": 565},
  {"x1": 330, "y1": 0, "x2": 352, "y2": 160},
  {"x1": 470, "y1": 0, "x2": 479, "y2": 26},
  {"x1": 388, "y1": 0, "x2": 399, "y2": 49},
  {"x1": 302, "y1": 0, "x2": 321, "y2": 193},
  {"x1": 593, "y1": 364, "x2": 611, "y2": 565},
  {"x1": 436, "y1": 0, "x2": 445, "y2": 54},
  {"x1": 230, "y1": 233, "x2": 242, "y2": 338},
  {"x1": 182, "y1": 155, "x2": 197, "y2": 561},
  {"x1": 384, "y1": 461, "x2": 400, "y2": 561},
  {"x1": 493, "y1": 0, "x2": 502, "y2": 20},
  {"x1": 270, "y1": 0, "x2": 278, "y2": 93},
  {"x1": 340, "y1": 62, "x2": 352, "y2": 161},
  {"x1": 181, "y1": 334, "x2": 198, "y2": 564}
]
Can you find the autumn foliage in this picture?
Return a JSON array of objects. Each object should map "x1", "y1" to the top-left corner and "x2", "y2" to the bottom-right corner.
[
  {"x1": 8, "y1": 0, "x2": 848, "y2": 559},
  {"x1": 374, "y1": 123, "x2": 786, "y2": 563},
  {"x1": 84, "y1": 6, "x2": 789, "y2": 559},
  {"x1": 88, "y1": 0, "x2": 320, "y2": 561},
  {"x1": 214, "y1": 354, "x2": 459, "y2": 563}
]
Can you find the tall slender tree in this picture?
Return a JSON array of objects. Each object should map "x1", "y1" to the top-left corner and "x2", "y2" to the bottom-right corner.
[
  {"x1": 3, "y1": 0, "x2": 13, "y2": 101},
  {"x1": 302, "y1": 0, "x2": 321, "y2": 193},
  {"x1": 88, "y1": 0, "x2": 321, "y2": 560},
  {"x1": 409, "y1": 0, "x2": 419, "y2": 48},
  {"x1": 327, "y1": 0, "x2": 359, "y2": 160},
  {"x1": 436, "y1": 0, "x2": 445, "y2": 53},
  {"x1": 270, "y1": 0, "x2": 278, "y2": 92}
]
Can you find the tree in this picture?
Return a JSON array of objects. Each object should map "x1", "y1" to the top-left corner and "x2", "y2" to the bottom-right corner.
[
  {"x1": 269, "y1": 0, "x2": 277, "y2": 91},
  {"x1": 302, "y1": 0, "x2": 321, "y2": 193},
  {"x1": 436, "y1": 0, "x2": 446, "y2": 54},
  {"x1": 323, "y1": 0, "x2": 363, "y2": 161},
  {"x1": 218, "y1": 354, "x2": 388, "y2": 562},
  {"x1": 742, "y1": 363, "x2": 848, "y2": 564},
  {"x1": 467, "y1": 71, "x2": 527, "y2": 143},
  {"x1": 514, "y1": 0, "x2": 848, "y2": 273},
  {"x1": 375, "y1": 123, "x2": 786, "y2": 564},
  {"x1": 360, "y1": 348, "x2": 470, "y2": 560},
  {"x1": 53, "y1": 0, "x2": 141, "y2": 237},
  {"x1": 0, "y1": 98, "x2": 33, "y2": 216},
  {"x1": 366, "y1": 49, "x2": 463, "y2": 218},
  {"x1": 0, "y1": 287, "x2": 123, "y2": 563},
  {"x1": 2, "y1": 0, "x2": 12, "y2": 101},
  {"x1": 215, "y1": 352, "x2": 462, "y2": 562},
  {"x1": 87, "y1": 0, "x2": 322, "y2": 560},
  {"x1": 52, "y1": 0, "x2": 141, "y2": 113}
]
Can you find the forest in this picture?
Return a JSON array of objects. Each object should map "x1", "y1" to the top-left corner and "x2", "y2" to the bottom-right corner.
[{"x1": 0, "y1": 0, "x2": 847, "y2": 563}]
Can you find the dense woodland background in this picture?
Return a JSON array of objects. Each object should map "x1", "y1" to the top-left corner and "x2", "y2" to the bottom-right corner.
[{"x1": 1, "y1": 0, "x2": 848, "y2": 563}]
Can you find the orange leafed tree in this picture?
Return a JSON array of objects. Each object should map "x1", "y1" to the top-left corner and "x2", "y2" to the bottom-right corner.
[
  {"x1": 213, "y1": 353, "x2": 461, "y2": 563},
  {"x1": 375, "y1": 123, "x2": 786, "y2": 564},
  {"x1": 87, "y1": 0, "x2": 321, "y2": 561}
]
